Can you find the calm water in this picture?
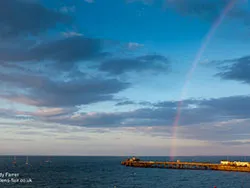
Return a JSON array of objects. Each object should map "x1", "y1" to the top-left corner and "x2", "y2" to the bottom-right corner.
[{"x1": 0, "y1": 156, "x2": 250, "y2": 188}]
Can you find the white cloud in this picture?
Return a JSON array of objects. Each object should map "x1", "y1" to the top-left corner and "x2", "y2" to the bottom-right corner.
[
  {"x1": 59, "y1": 6, "x2": 75, "y2": 13},
  {"x1": 127, "y1": 42, "x2": 144, "y2": 49},
  {"x1": 61, "y1": 32, "x2": 83, "y2": 37}
]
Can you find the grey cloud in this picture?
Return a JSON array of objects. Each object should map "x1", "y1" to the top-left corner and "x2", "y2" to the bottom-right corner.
[
  {"x1": 1, "y1": 95, "x2": 250, "y2": 130},
  {"x1": 0, "y1": 36, "x2": 107, "y2": 70},
  {"x1": 115, "y1": 100, "x2": 136, "y2": 106},
  {"x1": 59, "y1": 112, "x2": 126, "y2": 127},
  {"x1": 3, "y1": 107, "x2": 250, "y2": 145},
  {"x1": 0, "y1": 108, "x2": 30, "y2": 120},
  {"x1": 215, "y1": 56, "x2": 250, "y2": 84},
  {"x1": 200, "y1": 95, "x2": 250, "y2": 118},
  {"x1": 138, "y1": 101, "x2": 153, "y2": 106},
  {"x1": 115, "y1": 100, "x2": 152, "y2": 106},
  {"x1": 0, "y1": 73, "x2": 130, "y2": 107},
  {"x1": 15, "y1": 130, "x2": 55, "y2": 137},
  {"x1": 0, "y1": 109, "x2": 16, "y2": 119},
  {"x1": 0, "y1": 0, "x2": 71, "y2": 38},
  {"x1": 1, "y1": 138, "x2": 33, "y2": 142},
  {"x1": 220, "y1": 140, "x2": 250, "y2": 146},
  {"x1": 78, "y1": 95, "x2": 250, "y2": 127},
  {"x1": 153, "y1": 101, "x2": 179, "y2": 108},
  {"x1": 157, "y1": 95, "x2": 250, "y2": 125},
  {"x1": 124, "y1": 105, "x2": 217, "y2": 126},
  {"x1": 99, "y1": 54, "x2": 170, "y2": 75},
  {"x1": 0, "y1": 48, "x2": 31, "y2": 62},
  {"x1": 0, "y1": 35, "x2": 157, "y2": 74},
  {"x1": 31, "y1": 37, "x2": 103, "y2": 64},
  {"x1": 56, "y1": 136, "x2": 91, "y2": 141},
  {"x1": 0, "y1": 62, "x2": 33, "y2": 73},
  {"x1": 27, "y1": 95, "x2": 250, "y2": 127},
  {"x1": 134, "y1": 119, "x2": 250, "y2": 144},
  {"x1": 179, "y1": 123, "x2": 250, "y2": 142}
]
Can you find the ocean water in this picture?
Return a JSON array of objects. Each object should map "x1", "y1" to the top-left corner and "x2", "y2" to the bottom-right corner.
[{"x1": 0, "y1": 156, "x2": 250, "y2": 188}]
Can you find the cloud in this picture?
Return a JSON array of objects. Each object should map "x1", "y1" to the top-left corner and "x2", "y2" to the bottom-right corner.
[
  {"x1": 215, "y1": 55, "x2": 250, "y2": 84},
  {"x1": 0, "y1": 72, "x2": 130, "y2": 107},
  {"x1": 0, "y1": 36, "x2": 157, "y2": 74},
  {"x1": 99, "y1": 54, "x2": 170, "y2": 75},
  {"x1": 0, "y1": 36, "x2": 107, "y2": 70},
  {"x1": 115, "y1": 100, "x2": 136, "y2": 106},
  {"x1": 58, "y1": 112, "x2": 126, "y2": 127},
  {"x1": 60, "y1": 95, "x2": 250, "y2": 127},
  {"x1": 3, "y1": 109, "x2": 250, "y2": 147},
  {"x1": 177, "y1": 119, "x2": 250, "y2": 142},
  {"x1": 131, "y1": 118, "x2": 250, "y2": 145},
  {"x1": 115, "y1": 100, "x2": 153, "y2": 106},
  {"x1": 30, "y1": 36, "x2": 104, "y2": 65},
  {"x1": 61, "y1": 31, "x2": 83, "y2": 37},
  {"x1": 0, "y1": 0, "x2": 71, "y2": 38},
  {"x1": 0, "y1": 108, "x2": 27, "y2": 119},
  {"x1": 0, "y1": 61, "x2": 249, "y2": 128},
  {"x1": 220, "y1": 140, "x2": 250, "y2": 146},
  {"x1": 56, "y1": 136, "x2": 91, "y2": 141},
  {"x1": 59, "y1": 6, "x2": 75, "y2": 13},
  {"x1": 31, "y1": 107, "x2": 78, "y2": 117},
  {"x1": 1, "y1": 138, "x2": 33, "y2": 142},
  {"x1": 199, "y1": 95, "x2": 250, "y2": 118},
  {"x1": 153, "y1": 100, "x2": 180, "y2": 108},
  {"x1": 2, "y1": 95, "x2": 248, "y2": 128},
  {"x1": 1, "y1": 95, "x2": 250, "y2": 146},
  {"x1": 127, "y1": 42, "x2": 144, "y2": 50}
]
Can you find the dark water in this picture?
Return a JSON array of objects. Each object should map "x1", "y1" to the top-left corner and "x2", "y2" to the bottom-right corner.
[{"x1": 0, "y1": 156, "x2": 250, "y2": 188}]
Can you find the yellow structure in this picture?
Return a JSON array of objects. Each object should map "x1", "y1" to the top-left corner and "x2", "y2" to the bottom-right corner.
[
  {"x1": 129, "y1": 157, "x2": 140, "y2": 162},
  {"x1": 220, "y1": 160, "x2": 250, "y2": 167},
  {"x1": 233, "y1": 161, "x2": 250, "y2": 167},
  {"x1": 220, "y1": 160, "x2": 230, "y2": 165}
]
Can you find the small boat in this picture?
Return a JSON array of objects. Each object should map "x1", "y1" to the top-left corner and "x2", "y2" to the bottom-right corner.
[
  {"x1": 25, "y1": 156, "x2": 32, "y2": 167},
  {"x1": 45, "y1": 156, "x2": 52, "y2": 163}
]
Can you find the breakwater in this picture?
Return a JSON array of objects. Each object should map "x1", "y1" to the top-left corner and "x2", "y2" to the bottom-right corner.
[{"x1": 121, "y1": 158, "x2": 250, "y2": 172}]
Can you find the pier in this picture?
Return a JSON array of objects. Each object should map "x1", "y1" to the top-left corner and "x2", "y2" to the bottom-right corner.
[{"x1": 121, "y1": 157, "x2": 250, "y2": 172}]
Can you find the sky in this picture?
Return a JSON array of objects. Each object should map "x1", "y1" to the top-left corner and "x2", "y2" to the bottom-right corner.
[{"x1": 1, "y1": 0, "x2": 250, "y2": 156}]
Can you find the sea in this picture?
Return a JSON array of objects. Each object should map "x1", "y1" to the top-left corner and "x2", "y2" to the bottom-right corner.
[{"x1": 0, "y1": 156, "x2": 250, "y2": 188}]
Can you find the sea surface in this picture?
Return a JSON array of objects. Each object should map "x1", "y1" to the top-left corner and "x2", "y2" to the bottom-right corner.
[{"x1": 0, "y1": 156, "x2": 250, "y2": 188}]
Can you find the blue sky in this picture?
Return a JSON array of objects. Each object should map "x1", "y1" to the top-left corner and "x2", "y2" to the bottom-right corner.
[{"x1": 1, "y1": 0, "x2": 250, "y2": 156}]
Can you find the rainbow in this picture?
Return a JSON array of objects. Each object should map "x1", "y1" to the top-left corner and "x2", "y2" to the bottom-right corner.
[{"x1": 170, "y1": 0, "x2": 239, "y2": 160}]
